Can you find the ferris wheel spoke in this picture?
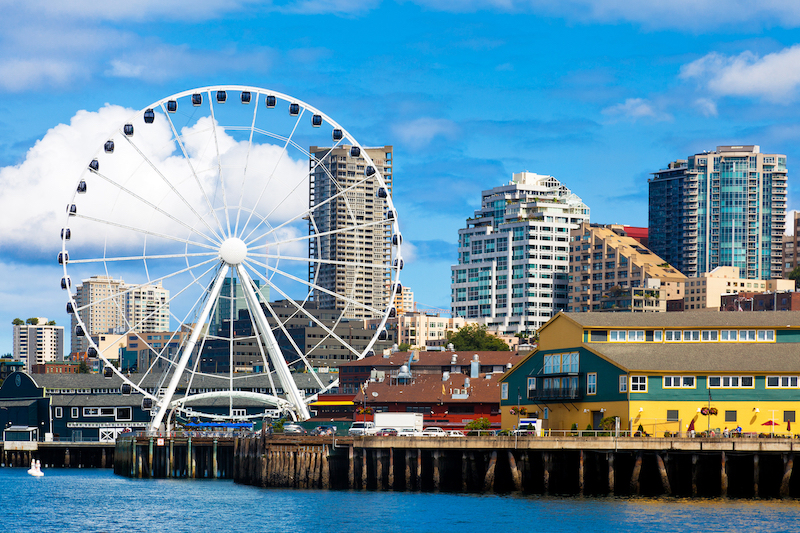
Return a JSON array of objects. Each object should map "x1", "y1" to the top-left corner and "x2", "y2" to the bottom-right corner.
[
  {"x1": 255, "y1": 218, "x2": 388, "y2": 248},
  {"x1": 234, "y1": 91, "x2": 261, "y2": 237},
  {"x1": 159, "y1": 101, "x2": 228, "y2": 241},
  {"x1": 69, "y1": 251, "x2": 218, "y2": 264},
  {"x1": 240, "y1": 306, "x2": 279, "y2": 395},
  {"x1": 238, "y1": 109, "x2": 305, "y2": 239},
  {"x1": 207, "y1": 91, "x2": 233, "y2": 237},
  {"x1": 259, "y1": 252, "x2": 394, "y2": 271},
  {"x1": 90, "y1": 169, "x2": 222, "y2": 246},
  {"x1": 74, "y1": 214, "x2": 219, "y2": 251},
  {"x1": 246, "y1": 257, "x2": 385, "y2": 317},
  {"x1": 258, "y1": 296, "x2": 319, "y2": 384},
  {"x1": 243, "y1": 261, "x2": 362, "y2": 358},
  {"x1": 250, "y1": 173, "x2": 375, "y2": 245}
]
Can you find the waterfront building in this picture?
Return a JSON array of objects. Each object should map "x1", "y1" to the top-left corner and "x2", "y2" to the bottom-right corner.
[
  {"x1": 682, "y1": 266, "x2": 793, "y2": 310},
  {"x1": 365, "y1": 312, "x2": 466, "y2": 349},
  {"x1": 500, "y1": 311, "x2": 800, "y2": 435},
  {"x1": 451, "y1": 172, "x2": 590, "y2": 335},
  {"x1": 568, "y1": 223, "x2": 686, "y2": 313},
  {"x1": 70, "y1": 276, "x2": 170, "y2": 355},
  {"x1": 308, "y1": 145, "x2": 393, "y2": 320},
  {"x1": 720, "y1": 291, "x2": 800, "y2": 311},
  {"x1": 649, "y1": 145, "x2": 787, "y2": 280},
  {"x1": 782, "y1": 211, "x2": 800, "y2": 277},
  {"x1": 12, "y1": 318, "x2": 64, "y2": 372}
]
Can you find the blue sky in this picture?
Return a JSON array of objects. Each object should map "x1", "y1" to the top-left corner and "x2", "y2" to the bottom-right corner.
[{"x1": 1, "y1": 0, "x2": 800, "y2": 353}]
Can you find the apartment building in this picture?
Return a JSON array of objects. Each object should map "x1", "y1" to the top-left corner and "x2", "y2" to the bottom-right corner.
[{"x1": 12, "y1": 318, "x2": 64, "y2": 372}]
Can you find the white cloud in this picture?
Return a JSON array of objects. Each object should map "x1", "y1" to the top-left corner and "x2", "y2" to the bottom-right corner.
[
  {"x1": 680, "y1": 45, "x2": 800, "y2": 102},
  {"x1": 409, "y1": 0, "x2": 800, "y2": 30},
  {"x1": 601, "y1": 98, "x2": 671, "y2": 122},
  {"x1": 694, "y1": 98, "x2": 718, "y2": 117},
  {"x1": 0, "y1": 58, "x2": 78, "y2": 91},
  {"x1": 392, "y1": 118, "x2": 459, "y2": 149}
]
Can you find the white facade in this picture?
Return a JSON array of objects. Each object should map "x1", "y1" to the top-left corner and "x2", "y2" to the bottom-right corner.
[
  {"x1": 71, "y1": 276, "x2": 170, "y2": 355},
  {"x1": 451, "y1": 172, "x2": 589, "y2": 335},
  {"x1": 13, "y1": 318, "x2": 64, "y2": 372},
  {"x1": 394, "y1": 286, "x2": 415, "y2": 315}
]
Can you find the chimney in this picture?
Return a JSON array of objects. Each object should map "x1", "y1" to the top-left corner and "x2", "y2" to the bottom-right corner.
[{"x1": 470, "y1": 354, "x2": 480, "y2": 379}]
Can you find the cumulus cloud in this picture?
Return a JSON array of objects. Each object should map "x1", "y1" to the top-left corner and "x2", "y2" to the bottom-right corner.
[
  {"x1": 392, "y1": 118, "x2": 459, "y2": 149},
  {"x1": 680, "y1": 45, "x2": 800, "y2": 102},
  {"x1": 601, "y1": 98, "x2": 671, "y2": 122}
]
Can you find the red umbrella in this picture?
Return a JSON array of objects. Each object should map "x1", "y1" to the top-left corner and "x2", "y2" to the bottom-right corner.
[
  {"x1": 788, "y1": 420, "x2": 792, "y2": 432},
  {"x1": 688, "y1": 419, "x2": 695, "y2": 431},
  {"x1": 762, "y1": 420, "x2": 779, "y2": 426}
]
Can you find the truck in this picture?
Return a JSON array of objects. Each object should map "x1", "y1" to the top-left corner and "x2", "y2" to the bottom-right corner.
[
  {"x1": 348, "y1": 421, "x2": 375, "y2": 436},
  {"x1": 373, "y1": 412, "x2": 424, "y2": 433}
]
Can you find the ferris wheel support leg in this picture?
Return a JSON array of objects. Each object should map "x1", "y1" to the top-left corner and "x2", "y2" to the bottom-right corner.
[
  {"x1": 150, "y1": 264, "x2": 230, "y2": 431},
  {"x1": 236, "y1": 265, "x2": 311, "y2": 421}
]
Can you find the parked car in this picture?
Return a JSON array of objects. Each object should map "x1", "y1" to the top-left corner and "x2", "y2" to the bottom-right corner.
[
  {"x1": 283, "y1": 423, "x2": 307, "y2": 435},
  {"x1": 398, "y1": 428, "x2": 422, "y2": 437},
  {"x1": 421, "y1": 427, "x2": 448, "y2": 437},
  {"x1": 348, "y1": 421, "x2": 375, "y2": 436},
  {"x1": 376, "y1": 428, "x2": 398, "y2": 437},
  {"x1": 447, "y1": 430, "x2": 466, "y2": 438},
  {"x1": 311, "y1": 425, "x2": 336, "y2": 436}
]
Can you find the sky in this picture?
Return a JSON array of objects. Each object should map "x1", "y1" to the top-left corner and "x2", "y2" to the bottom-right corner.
[{"x1": 2, "y1": 0, "x2": 800, "y2": 353}]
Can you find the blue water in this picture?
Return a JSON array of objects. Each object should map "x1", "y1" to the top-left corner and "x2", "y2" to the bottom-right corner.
[{"x1": 3, "y1": 468, "x2": 800, "y2": 533}]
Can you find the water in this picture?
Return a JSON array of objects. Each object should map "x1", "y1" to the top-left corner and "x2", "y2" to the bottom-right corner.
[{"x1": 3, "y1": 469, "x2": 800, "y2": 533}]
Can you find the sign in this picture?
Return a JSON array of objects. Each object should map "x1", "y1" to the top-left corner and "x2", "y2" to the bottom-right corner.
[{"x1": 157, "y1": 438, "x2": 165, "y2": 446}]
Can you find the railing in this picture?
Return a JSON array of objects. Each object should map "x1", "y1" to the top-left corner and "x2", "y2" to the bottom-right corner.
[{"x1": 529, "y1": 388, "x2": 582, "y2": 401}]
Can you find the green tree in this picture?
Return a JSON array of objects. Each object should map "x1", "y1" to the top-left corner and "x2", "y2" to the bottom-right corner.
[
  {"x1": 446, "y1": 324, "x2": 510, "y2": 351},
  {"x1": 26, "y1": 317, "x2": 39, "y2": 325},
  {"x1": 12, "y1": 318, "x2": 24, "y2": 326},
  {"x1": 398, "y1": 342, "x2": 412, "y2": 352},
  {"x1": 47, "y1": 320, "x2": 56, "y2": 326},
  {"x1": 78, "y1": 361, "x2": 90, "y2": 374},
  {"x1": 464, "y1": 417, "x2": 491, "y2": 432},
  {"x1": 789, "y1": 266, "x2": 800, "y2": 288}
]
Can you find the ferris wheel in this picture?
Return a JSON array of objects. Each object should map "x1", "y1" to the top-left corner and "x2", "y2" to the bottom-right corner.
[{"x1": 59, "y1": 85, "x2": 401, "y2": 430}]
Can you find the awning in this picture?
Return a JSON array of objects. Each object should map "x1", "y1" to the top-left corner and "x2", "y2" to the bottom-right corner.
[{"x1": 310, "y1": 401, "x2": 354, "y2": 406}]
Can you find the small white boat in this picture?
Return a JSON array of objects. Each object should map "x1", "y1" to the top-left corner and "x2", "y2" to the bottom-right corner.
[{"x1": 27, "y1": 459, "x2": 44, "y2": 477}]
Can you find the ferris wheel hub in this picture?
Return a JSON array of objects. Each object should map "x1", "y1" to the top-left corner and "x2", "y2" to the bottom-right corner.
[{"x1": 219, "y1": 238, "x2": 248, "y2": 265}]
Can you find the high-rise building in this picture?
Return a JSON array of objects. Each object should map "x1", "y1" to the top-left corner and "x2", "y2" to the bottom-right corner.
[
  {"x1": 451, "y1": 172, "x2": 590, "y2": 335},
  {"x1": 649, "y1": 145, "x2": 787, "y2": 280},
  {"x1": 568, "y1": 223, "x2": 686, "y2": 312},
  {"x1": 13, "y1": 318, "x2": 64, "y2": 372},
  {"x1": 782, "y1": 211, "x2": 800, "y2": 278},
  {"x1": 71, "y1": 276, "x2": 170, "y2": 354},
  {"x1": 394, "y1": 286, "x2": 414, "y2": 315},
  {"x1": 209, "y1": 277, "x2": 270, "y2": 336},
  {"x1": 308, "y1": 145, "x2": 393, "y2": 319}
]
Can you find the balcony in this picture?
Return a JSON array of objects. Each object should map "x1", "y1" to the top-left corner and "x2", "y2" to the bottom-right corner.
[{"x1": 529, "y1": 386, "x2": 583, "y2": 402}]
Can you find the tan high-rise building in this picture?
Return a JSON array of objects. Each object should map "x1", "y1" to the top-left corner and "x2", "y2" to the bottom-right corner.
[
  {"x1": 308, "y1": 145, "x2": 393, "y2": 319},
  {"x1": 71, "y1": 276, "x2": 170, "y2": 355},
  {"x1": 568, "y1": 223, "x2": 686, "y2": 312},
  {"x1": 13, "y1": 318, "x2": 64, "y2": 372}
]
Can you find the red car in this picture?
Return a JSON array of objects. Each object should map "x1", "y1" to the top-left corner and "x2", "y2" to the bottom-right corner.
[{"x1": 376, "y1": 428, "x2": 398, "y2": 436}]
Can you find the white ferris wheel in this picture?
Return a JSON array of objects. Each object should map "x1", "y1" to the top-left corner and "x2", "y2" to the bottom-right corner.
[{"x1": 59, "y1": 85, "x2": 401, "y2": 431}]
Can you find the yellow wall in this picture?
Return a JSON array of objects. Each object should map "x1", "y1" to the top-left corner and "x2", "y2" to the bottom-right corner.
[
  {"x1": 537, "y1": 316, "x2": 583, "y2": 351},
  {"x1": 501, "y1": 401, "x2": 629, "y2": 431}
]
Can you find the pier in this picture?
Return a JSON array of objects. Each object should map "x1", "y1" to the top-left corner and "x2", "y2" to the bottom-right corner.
[
  {"x1": 1, "y1": 441, "x2": 115, "y2": 469},
  {"x1": 230, "y1": 435, "x2": 800, "y2": 498}
]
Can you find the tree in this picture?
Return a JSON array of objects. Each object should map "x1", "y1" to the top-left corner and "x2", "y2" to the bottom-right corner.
[
  {"x1": 12, "y1": 318, "x2": 23, "y2": 326},
  {"x1": 790, "y1": 266, "x2": 800, "y2": 289},
  {"x1": 398, "y1": 342, "x2": 412, "y2": 352},
  {"x1": 26, "y1": 317, "x2": 39, "y2": 325},
  {"x1": 446, "y1": 324, "x2": 510, "y2": 351},
  {"x1": 78, "y1": 361, "x2": 90, "y2": 374},
  {"x1": 47, "y1": 320, "x2": 56, "y2": 326},
  {"x1": 464, "y1": 417, "x2": 491, "y2": 432}
]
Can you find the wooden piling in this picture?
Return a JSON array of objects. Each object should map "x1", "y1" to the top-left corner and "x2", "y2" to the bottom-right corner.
[
  {"x1": 691, "y1": 454, "x2": 698, "y2": 496},
  {"x1": 543, "y1": 452, "x2": 551, "y2": 494},
  {"x1": 322, "y1": 447, "x2": 330, "y2": 490},
  {"x1": 362, "y1": 449, "x2": 368, "y2": 490},
  {"x1": 630, "y1": 452, "x2": 642, "y2": 495},
  {"x1": 212, "y1": 439, "x2": 218, "y2": 479},
  {"x1": 578, "y1": 450, "x2": 585, "y2": 495},
  {"x1": 607, "y1": 452, "x2": 615, "y2": 495},
  {"x1": 484, "y1": 450, "x2": 497, "y2": 492},
  {"x1": 508, "y1": 451, "x2": 522, "y2": 492},
  {"x1": 462, "y1": 452, "x2": 469, "y2": 492},
  {"x1": 656, "y1": 453, "x2": 671, "y2": 495},
  {"x1": 388, "y1": 448, "x2": 394, "y2": 490},
  {"x1": 405, "y1": 450, "x2": 413, "y2": 490},
  {"x1": 720, "y1": 452, "x2": 728, "y2": 497},
  {"x1": 433, "y1": 450, "x2": 441, "y2": 492},
  {"x1": 416, "y1": 449, "x2": 422, "y2": 491},
  {"x1": 753, "y1": 453, "x2": 760, "y2": 498},
  {"x1": 376, "y1": 449, "x2": 384, "y2": 491},
  {"x1": 781, "y1": 453, "x2": 794, "y2": 498},
  {"x1": 348, "y1": 446, "x2": 355, "y2": 489}
]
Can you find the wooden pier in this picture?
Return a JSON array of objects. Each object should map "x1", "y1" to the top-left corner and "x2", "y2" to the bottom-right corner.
[
  {"x1": 114, "y1": 434, "x2": 235, "y2": 479},
  {"x1": 1, "y1": 442, "x2": 116, "y2": 469},
  {"x1": 230, "y1": 435, "x2": 800, "y2": 498}
]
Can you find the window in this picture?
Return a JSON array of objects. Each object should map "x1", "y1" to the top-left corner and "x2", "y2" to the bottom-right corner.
[
  {"x1": 701, "y1": 330, "x2": 718, "y2": 342},
  {"x1": 708, "y1": 376, "x2": 754, "y2": 388},
  {"x1": 785, "y1": 411, "x2": 796, "y2": 423},
  {"x1": 587, "y1": 373, "x2": 597, "y2": 395},
  {"x1": 663, "y1": 376, "x2": 694, "y2": 388},
  {"x1": 590, "y1": 330, "x2": 607, "y2": 342},
  {"x1": 631, "y1": 376, "x2": 647, "y2": 392},
  {"x1": 653, "y1": 330, "x2": 663, "y2": 342},
  {"x1": 684, "y1": 330, "x2": 700, "y2": 342},
  {"x1": 116, "y1": 407, "x2": 132, "y2": 421},
  {"x1": 721, "y1": 330, "x2": 737, "y2": 342},
  {"x1": 665, "y1": 330, "x2": 681, "y2": 342},
  {"x1": 54, "y1": 407, "x2": 63, "y2": 418},
  {"x1": 619, "y1": 375, "x2": 628, "y2": 392},
  {"x1": 628, "y1": 330, "x2": 644, "y2": 342},
  {"x1": 667, "y1": 410, "x2": 679, "y2": 422},
  {"x1": 501, "y1": 382, "x2": 508, "y2": 400},
  {"x1": 725, "y1": 410, "x2": 737, "y2": 422},
  {"x1": 232, "y1": 409, "x2": 246, "y2": 417},
  {"x1": 100, "y1": 408, "x2": 114, "y2": 416},
  {"x1": 543, "y1": 407, "x2": 549, "y2": 420},
  {"x1": 739, "y1": 330, "x2": 756, "y2": 342},
  {"x1": 757, "y1": 330, "x2": 775, "y2": 342},
  {"x1": 83, "y1": 407, "x2": 100, "y2": 417},
  {"x1": 527, "y1": 377, "x2": 536, "y2": 391},
  {"x1": 71, "y1": 407, "x2": 78, "y2": 419},
  {"x1": 766, "y1": 376, "x2": 800, "y2": 388},
  {"x1": 609, "y1": 330, "x2": 626, "y2": 342}
]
